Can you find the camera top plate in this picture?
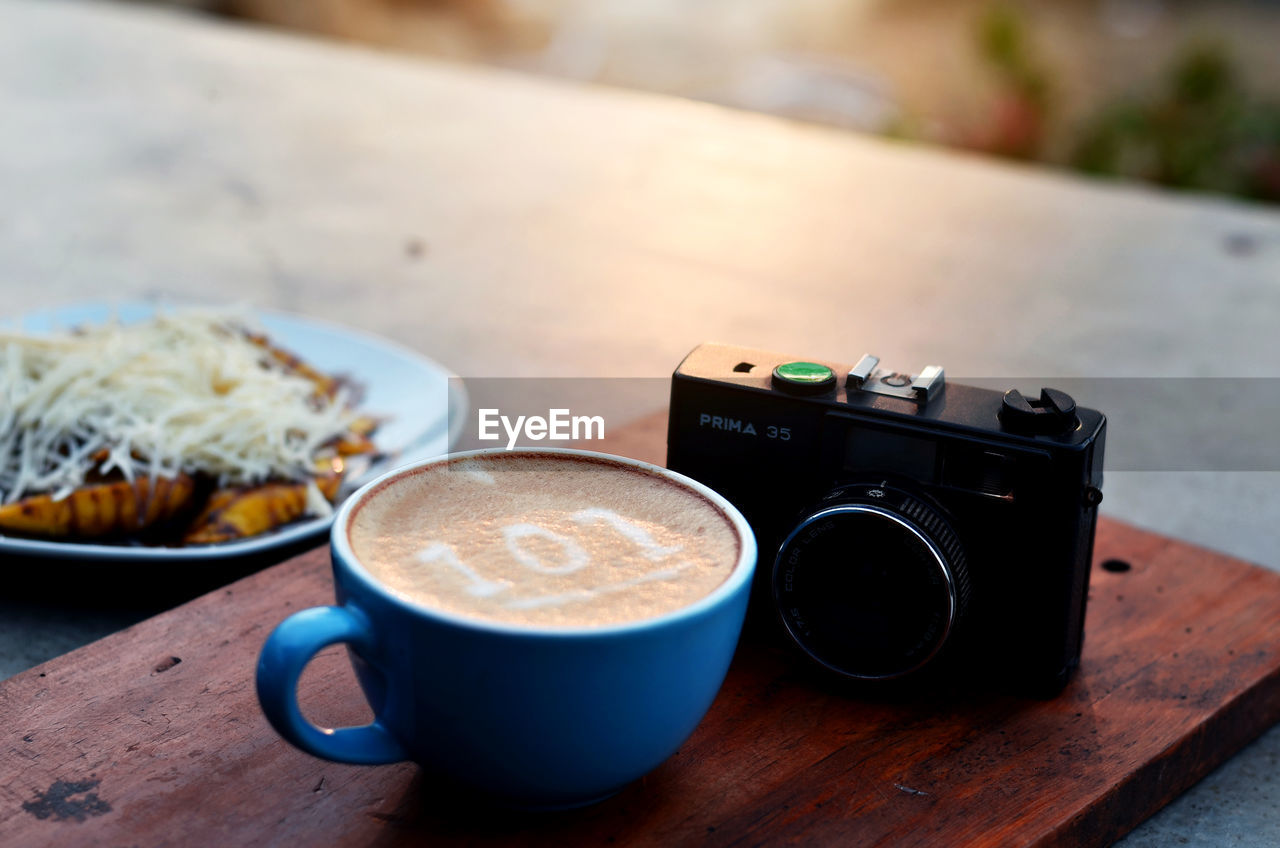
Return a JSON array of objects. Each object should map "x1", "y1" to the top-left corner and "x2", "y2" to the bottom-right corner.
[{"x1": 673, "y1": 343, "x2": 1104, "y2": 450}]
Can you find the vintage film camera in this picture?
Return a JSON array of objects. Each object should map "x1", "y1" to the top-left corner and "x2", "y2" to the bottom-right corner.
[{"x1": 667, "y1": 344, "x2": 1106, "y2": 696}]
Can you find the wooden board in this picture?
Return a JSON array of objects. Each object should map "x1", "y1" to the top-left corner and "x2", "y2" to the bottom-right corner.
[{"x1": 2, "y1": 411, "x2": 1280, "y2": 847}]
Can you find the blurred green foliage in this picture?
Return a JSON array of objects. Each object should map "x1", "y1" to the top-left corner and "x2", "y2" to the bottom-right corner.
[
  {"x1": 977, "y1": 3, "x2": 1050, "y2": 113},
  {"x1": 934, "y1": 3, "x2": 1280, "y2": 204},
  {"x1": 959, "y1": 4, "x2": 1053, "y2": 160},
  {"x1": 1072, "y1": 44, "x2": 1280, "y2": 203}
]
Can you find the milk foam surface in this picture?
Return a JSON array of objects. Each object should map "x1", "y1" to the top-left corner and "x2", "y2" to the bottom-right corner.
[{"x1": 347, "y1": 453, "x2": 741, "y2": 627}]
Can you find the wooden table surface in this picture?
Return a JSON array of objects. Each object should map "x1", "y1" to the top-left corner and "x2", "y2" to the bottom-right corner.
[
  {"x1": 3, "y1": 1, "x2": 1280, "y2": 845},
  {"x1": 2, "y1": 412, "x2": 1280, "y2": 848}
]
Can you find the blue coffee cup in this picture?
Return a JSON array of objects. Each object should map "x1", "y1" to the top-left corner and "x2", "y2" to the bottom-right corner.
[{"x1": 256, "y1": 448, "x2": 756, "y2": 809}]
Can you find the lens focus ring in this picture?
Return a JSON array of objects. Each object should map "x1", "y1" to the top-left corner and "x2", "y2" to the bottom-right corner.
[{"x1": 771, "y1": 485, "x2": 970, "y2": 681}]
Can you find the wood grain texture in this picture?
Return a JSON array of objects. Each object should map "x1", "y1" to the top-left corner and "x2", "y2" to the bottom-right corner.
[{"x1": 2, "y1": 411, "x2": 1279, "y2": 847}]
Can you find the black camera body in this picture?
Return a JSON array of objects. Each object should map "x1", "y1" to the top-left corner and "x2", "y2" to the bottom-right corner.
[{"x1": 667, "y1": 343, "x2": 1106, "y2": 696}]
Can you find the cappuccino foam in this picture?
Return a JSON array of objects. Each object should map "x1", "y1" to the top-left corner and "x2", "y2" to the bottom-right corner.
[{"x1": 347, "y1": 453, "x2": 741, "y2": 627}]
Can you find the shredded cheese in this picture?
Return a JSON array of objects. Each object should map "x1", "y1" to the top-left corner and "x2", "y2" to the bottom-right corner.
[{"x1": 0, "y1": 308, "x2": 358, "y2": 513}]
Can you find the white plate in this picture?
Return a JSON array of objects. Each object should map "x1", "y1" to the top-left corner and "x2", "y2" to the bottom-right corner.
[{"x1": 0, "y1": 302, "x2": 466, "y2": 561}]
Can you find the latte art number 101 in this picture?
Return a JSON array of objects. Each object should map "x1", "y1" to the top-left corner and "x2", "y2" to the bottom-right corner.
[
  {"x1": 416, "y1": 507, "x2": 690, "y2": 610},
  {"x1": 348, "y1": 453, "x2": 739, "y2": 627}
]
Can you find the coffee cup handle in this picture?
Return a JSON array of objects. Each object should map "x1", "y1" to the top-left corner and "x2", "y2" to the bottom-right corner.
[{"x1": 256, "y1": 605, "x2": 409, "y2": 765}]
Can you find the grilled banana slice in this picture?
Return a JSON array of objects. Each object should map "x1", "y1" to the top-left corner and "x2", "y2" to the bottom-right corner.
[
  {"x1": 182, "y1": 481, "x2": 315, "y2": 545},
  {"x1": 183, "y1": 482, "x2": 308, "y2": 545},
  {"x1": 334, "y1": 432, "x2": 375, "y2": 457},
  {"x1": 0, "y1": 475, "x2": 196, "y2": 538}
]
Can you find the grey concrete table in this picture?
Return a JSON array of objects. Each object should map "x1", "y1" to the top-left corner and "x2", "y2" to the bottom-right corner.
[{"x1": 2, "y1": 1, "x2": 1278, "y2": 844}]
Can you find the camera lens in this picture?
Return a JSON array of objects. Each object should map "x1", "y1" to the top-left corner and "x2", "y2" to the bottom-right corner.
[{"x1": 772, "y1": 485, "x2": 969, "y2": 681}]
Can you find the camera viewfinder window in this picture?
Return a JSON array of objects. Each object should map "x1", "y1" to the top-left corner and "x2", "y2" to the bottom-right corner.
[{"x1": 844, "y1": 428, "x2": 939, "y2": 483}]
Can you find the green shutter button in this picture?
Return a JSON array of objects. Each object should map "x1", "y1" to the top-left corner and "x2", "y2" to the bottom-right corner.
[{"x1": 772, "y1": 361, "x2": 836, "y2": 395}]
